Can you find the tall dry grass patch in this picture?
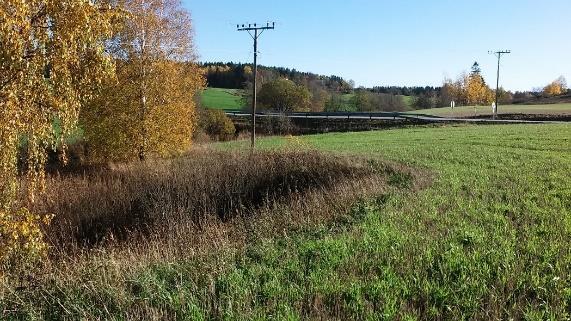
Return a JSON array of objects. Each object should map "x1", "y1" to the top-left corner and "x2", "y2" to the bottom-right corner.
[{"x1": 22, "y1": 150, "x2": 419, "y2": 257}]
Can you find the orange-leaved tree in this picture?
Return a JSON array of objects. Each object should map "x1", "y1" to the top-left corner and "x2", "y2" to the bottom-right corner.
[
  {"x1": 81, "y1": 0, "x2": 205, "y2": 163},
  {"x1": 466, "y1": 62, "x2": 493, "y2": 106},
  {"x1": 442, "y1": 63, "x2": 493, "y2": 107},
  {"x1": 0, "y1": 0, "x2": 118, "y2": 264},
  {"x1": 543, "y1": 76, "x2": 567, "y2": 97}
]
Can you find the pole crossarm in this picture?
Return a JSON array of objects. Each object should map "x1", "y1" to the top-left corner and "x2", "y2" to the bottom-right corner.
[
  {"x1": 237, "y1": 26, "x2": 275, "y2": 31},
  {"x1": 237, "y1": 22, "x2": 275, "y2": 32},
  {"x1": 491, "y1": 50, "x2": 511, "y2": 57}
]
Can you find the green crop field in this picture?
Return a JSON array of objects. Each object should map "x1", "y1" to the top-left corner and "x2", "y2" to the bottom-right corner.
[
  {"x1": 215, "y1": 123, "x2": 571, "y2": 319},
  {"x1": 201, "y1": 87, "x2": 245, "y2": 110},
  {"x1": 6, "y1": 123, "x2": 570, "y2": 319},
  {"x1": 411, "y1": 103, "x2": 571, "y2": 117}
]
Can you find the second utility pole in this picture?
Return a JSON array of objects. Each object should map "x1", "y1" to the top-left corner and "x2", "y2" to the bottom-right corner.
[
  {"x1": 489, "y1": 50, "x2": 511, "y2": 120},
  {"x1": 237, "y1": 22, "x2": 275, "y2": 150}
]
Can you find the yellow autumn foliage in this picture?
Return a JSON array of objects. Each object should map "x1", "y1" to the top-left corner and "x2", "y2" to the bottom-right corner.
[
  {"x1": 543, "y1": 76, "x2": 567, "y2": 97},
  {"x1": 0, "y1": 0, "x2": 119, "y2": 264},
  {"x1": 0, "y1": 209, "x2": 54, "y2": 266},
  {"x1": 81, "y1": 0, "x2": 205, "y2": 162},
  {"x1": 466, "y1": 74, "x2": 494, "y2": 106},
  {"x1": 442, "y1": 68, "x2": 494, "y2": 107}
]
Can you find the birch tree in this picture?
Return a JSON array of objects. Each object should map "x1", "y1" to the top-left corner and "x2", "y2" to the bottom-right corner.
[
  {"x1": 0, "y1": 0, "x2": 117, "y2": 263},
  {"x1": 81, "y1": 0, "x2": 205, "y2": 162}
]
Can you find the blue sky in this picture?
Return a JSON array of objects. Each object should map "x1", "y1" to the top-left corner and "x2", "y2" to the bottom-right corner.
[{"x1": 184, "y1": 0, "x2": 570, "y2": 91}]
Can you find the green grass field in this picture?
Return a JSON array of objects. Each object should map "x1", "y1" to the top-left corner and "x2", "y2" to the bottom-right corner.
[
  {"x1": 214, "y1": 124, "x2": 571, "y2": 319},
  {"x1": 7, "y1": 124, "x2": 570, "y2": 319},
  {"x1": 201, "y1": 88, "x2": 245, "y2": 110},
  {"x1": 412, "y1": 103, "x2": 571, "y2": 117}
]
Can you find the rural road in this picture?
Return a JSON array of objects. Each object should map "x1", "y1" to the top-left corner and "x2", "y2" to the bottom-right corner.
[{"x1": 226, "y1": 111, "x2": 569, "y2": 124}]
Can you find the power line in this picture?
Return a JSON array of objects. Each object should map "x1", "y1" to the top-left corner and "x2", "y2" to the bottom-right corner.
[
  {"x1": 237, "y1": 22, "x2": 275, "y2": 150},
  {"x1": 489, "y1": 50, "x2": 511, "y2": 120}
]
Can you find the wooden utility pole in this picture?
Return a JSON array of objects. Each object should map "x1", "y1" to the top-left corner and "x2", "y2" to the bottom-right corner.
[
  {"x1": 489, "y1": 50, "x2": 511, "y2": 120},
  {"x1": 237, "y1": 22, "x2": 275, "y2": 150}
]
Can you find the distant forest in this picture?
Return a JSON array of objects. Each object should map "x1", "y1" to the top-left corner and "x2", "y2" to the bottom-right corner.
[
  {"x1": 201, "y1": 62, "x2": 438, "y2": 96},
  {"x1": 201, "y1": 62, "x2": 354, "y2": 93}
]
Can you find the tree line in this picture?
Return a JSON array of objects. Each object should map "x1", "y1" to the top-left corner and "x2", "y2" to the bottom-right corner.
[
  {"x1": 205, "y1": 61, "x2": 569, "y2": 112},
  {"x1": 438, "y1": 64, "x2": 568, "y2": 108},
  {"x1": 371, "y1": 86, "x2": 441, "y2": 97},
  {"x1": 254, "y1": 79, "x2": 407, "y2": 113},
  {"x1": 202, "y1": 62, "x2": 354, "y2": 93},
  {"x1": 203, "y1": 62, "x2": 410, "y2": 113}
]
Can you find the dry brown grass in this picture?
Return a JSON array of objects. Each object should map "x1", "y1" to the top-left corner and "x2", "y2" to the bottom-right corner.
[{"x1": 24, "y1": 150, "x2": 420, "y2": 258}]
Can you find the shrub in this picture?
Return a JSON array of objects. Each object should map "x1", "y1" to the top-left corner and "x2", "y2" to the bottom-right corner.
[
  {"x1": 261, "y1": 114, "x2": 294, "y2": 135},
  {"x1": 197, "y1": 109, "x2": 236, "y2": 141},
  {"x1": 413, "y1": 94, "x2": 435, "y2": 109},
  {"x1": 351, "y1": 91, "x2": 407, "y2": 112},
  {"x1": 258, "y1": 78, "x2": 311, "y2": 112}
]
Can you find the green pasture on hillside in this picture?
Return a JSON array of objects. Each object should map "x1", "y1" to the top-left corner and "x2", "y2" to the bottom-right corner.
[{"x1": 201, "y1": 88, "x2": 245, "y2": 110}]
